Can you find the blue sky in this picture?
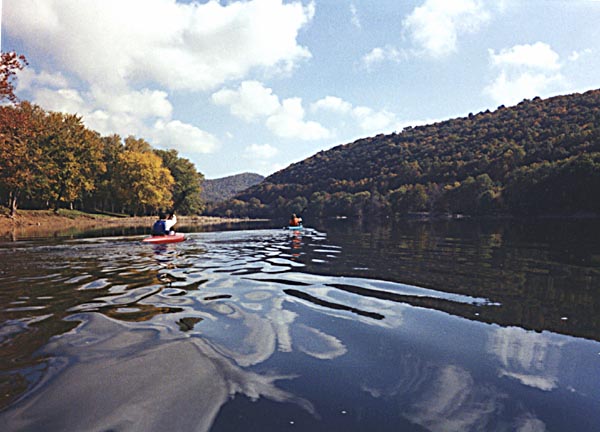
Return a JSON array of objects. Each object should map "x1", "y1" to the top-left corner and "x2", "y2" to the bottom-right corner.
[{"x1": 2, "y1": 0, "x2": 600, "y2": 179}]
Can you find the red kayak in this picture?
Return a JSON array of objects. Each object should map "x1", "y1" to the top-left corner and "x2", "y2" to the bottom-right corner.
[{"x1": 142, "y1": 233, "x2": 185, "y2": 244}]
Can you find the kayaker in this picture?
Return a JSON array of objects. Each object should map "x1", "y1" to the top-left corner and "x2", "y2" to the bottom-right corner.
[
  {"x1": 289, "y1": 213, "x2": 302, "y2": 227},
  {"x1": 152, "y1": 212, "x2": 177, "y2": 235}
]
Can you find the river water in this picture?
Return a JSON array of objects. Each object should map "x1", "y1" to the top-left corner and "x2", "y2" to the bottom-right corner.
[{"x1": 1, "y1": 218, "x2": 599, "y2": 431}]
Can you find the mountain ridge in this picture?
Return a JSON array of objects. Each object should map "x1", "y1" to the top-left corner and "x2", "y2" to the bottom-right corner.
[
  {"x1": 202, "y1": 172, "x2": 264, "y2": 203},
  {"x1": 209, "y1": 89, "x2": 600, "y2": 219}
]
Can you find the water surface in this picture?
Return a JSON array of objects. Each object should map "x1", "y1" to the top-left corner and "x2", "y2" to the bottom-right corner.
[{"x1": 1, "y1": 219, "x2": 599, "y2": 431}]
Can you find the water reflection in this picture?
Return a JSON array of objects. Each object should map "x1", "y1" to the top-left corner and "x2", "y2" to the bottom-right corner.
[
  {"x1": 1, "y1": 313, "x2": 315, "y2": 431},
  {"x1": 308, "y1": 218, "x2": 600, "y2": 341},
  {"x1": 356, "y1": 346, "x2": 550, "y2": 432},
  {"x1": 1, "y1": 222, "x2": 599, "y2": 431},
  {"x1": 405, "y1": 364, "x2": 510, "y2": 431},
  {"x1": 488, "y1": 327, "x2": 563, "y2": 391}
]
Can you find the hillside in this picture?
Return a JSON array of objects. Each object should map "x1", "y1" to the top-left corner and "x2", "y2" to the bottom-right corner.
[
  {"x1": 209, "y1": 89, "x2": 600, "y2": 219},
  {"x1": 202, "y1": 172, "x2": 264, "y2": 203}
]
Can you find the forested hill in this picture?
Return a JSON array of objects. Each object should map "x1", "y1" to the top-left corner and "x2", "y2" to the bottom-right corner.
[
  {"x1": 202, "y1": 173, "x2": 264, "y2": 203},
  {"x1": 210, "y1": 89, "x2": 600, "y2": 219}
]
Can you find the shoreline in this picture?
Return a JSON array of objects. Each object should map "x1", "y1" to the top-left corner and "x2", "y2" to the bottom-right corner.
[{"x1": 0, "y1": 210, "x2": 266, "y2": 240}]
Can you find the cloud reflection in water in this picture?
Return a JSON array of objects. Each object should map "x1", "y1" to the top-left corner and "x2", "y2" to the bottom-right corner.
[{"x1": 1, "y1": 313, "x2": 315, "y2": 432}]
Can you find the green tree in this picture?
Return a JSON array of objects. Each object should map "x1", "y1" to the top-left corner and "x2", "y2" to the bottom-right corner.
[
  {"x1": 389, "y1": 184, "x2": 428, "y2": 215},
  {"x1": 443, "y1": 174, "x2": 496, "y2": 215},
  {"x1": 288, "y1": 196, "x2": 308, "y2": 216},
  {"x1": 307, "y1": 191, "x2": 330, "y2": 218},
  {"x1": 92, "y1": 134, "x2": 124, "y2": 213},
  {"x1": 504, "y1": 154, "x2": 600, "y2": 215},
  {"x1": 36, "y1": 113, "x2": 106, "y2": 211},
  {"x1": 247, "y1": 197, "x2": 265, "y2": 217},
  {"x1": 155, "y1": 149, "x2": 205, "y2": 214}
]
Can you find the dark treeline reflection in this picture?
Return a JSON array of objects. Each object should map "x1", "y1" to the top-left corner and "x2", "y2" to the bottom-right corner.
[{"x1": 306, "y1": 218, "x2": 600, "y2": 341}]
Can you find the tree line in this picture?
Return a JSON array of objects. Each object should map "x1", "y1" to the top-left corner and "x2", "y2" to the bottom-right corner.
[
  {"x1": 208, "y1": 89, "x2": 600, "y2": 220},
  {"x1": 0, "y1": 53, "x2": 204, "y2": 217}
]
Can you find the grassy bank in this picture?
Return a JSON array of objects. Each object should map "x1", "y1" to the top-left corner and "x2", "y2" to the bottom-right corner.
[{"x1": 0, "y1": 208, "x2": 261, "y2": 239}]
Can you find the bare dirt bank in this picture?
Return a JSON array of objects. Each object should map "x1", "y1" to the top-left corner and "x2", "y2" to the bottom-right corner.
[{"x1": 0, "y1": 210, "x2": 261, "y2": 240}]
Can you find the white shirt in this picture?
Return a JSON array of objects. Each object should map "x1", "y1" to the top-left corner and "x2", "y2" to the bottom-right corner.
[{"x1": 165, "y1": 215, "x2": 177, "y2": 231}]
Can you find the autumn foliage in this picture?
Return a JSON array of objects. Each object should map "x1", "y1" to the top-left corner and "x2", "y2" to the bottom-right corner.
[
  {"x1": 0, "y1": 52, "x2": 205, "y2": 217},
  {"x1": 0, "y1": 52, "x2": 27, "y2": 103}
]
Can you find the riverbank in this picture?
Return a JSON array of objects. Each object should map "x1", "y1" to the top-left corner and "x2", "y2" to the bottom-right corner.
[{"x1": 0, "y1": 209, "x2": 262, "y2": 240}]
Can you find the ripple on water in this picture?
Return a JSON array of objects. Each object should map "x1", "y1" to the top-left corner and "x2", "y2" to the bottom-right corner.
[{"x1": 1, "y1": 225, "x2": 600, "y2": 432}]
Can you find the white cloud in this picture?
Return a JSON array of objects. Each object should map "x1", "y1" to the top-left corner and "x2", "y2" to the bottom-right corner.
[
  {"x1": 212, "y1": 81, "x2": 280, "y2": 122},
  {"x1": 5, "y1": 0, "x2": 316, "y2": 161},
  {"x1": 4, "y1": 0, "x2": 315, "y2": 91},
  {"x1": 312, "y1": 95, "x2": 400, "y2": 135},
  {"x1": 32, "y1": 87, "x2": 87, "y2": 115},
  {"x1": 213, "y1": 81, "x2": 331, "y2": 140},
  {"x1": 16, "y1": 68, "x2": 70, "y2": 92},
  {"x1": 266, "y1": 97, "x2": 331, "y2": 140},
  {"x1": 490, "y1": 42, "x2": 561, "y2": 70},
  {"x1": 568, "y1": 48, "x2": 592, "y2": 62},
  {"x1": 23, "y1": 67, "x2": 218, "y2": 155},
  {"x1": 30, "y1": 85, "x2": 150, "y2": 138},
  {"x1": 403, "y1": 0, "x2": 490, "y2": 58},
  {"x1": 350, "y1": 3, "x2": 361, "y2": 29},
  {"x1": 352, "y1": 106, "x2": 397, "y2": 134},
  {"x1": 244, "y1": 143, "x2": 279, "y2": 160},
  {"x1": 87, "y1": 111, "x2": 148, "y2": 139},
  {"x1": 361, "y1": 45, "x2": 406, "y2": 70},
  {"x1": 363, "y1": 48, "x2": 386, "y2": 66},
  {"x1": 152, "y1": 119, "x2": 219, "y2": 154},
  {"x1": 27, "y1": 75, "x2": 173, "y2": 124},
  {"x1": 242, "y1": 144, "x2": 285, "y2": 176},
  {"x1": 485, "y1": 43, "x2": 567, "y2": 106},
  {"x1": 485, "y1": 71, "x2": 566, "y2": 106},
  {"x1": 311, "y1": 96, "x2": 352, "y2": 114},
  {"x1": 25, "y1": 73, "x2": 178, "y2": 139},
  {"x1": 91, "y1": 87, "x2": 173, "y2": 120}
]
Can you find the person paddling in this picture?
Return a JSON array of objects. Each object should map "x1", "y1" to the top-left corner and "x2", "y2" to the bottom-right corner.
[
  {"x1": 289, "y1": 213, "x2": 302, "y2": 227},
  {"x1": 152, "y1": 212, "x2": 177, "y2": 236}
]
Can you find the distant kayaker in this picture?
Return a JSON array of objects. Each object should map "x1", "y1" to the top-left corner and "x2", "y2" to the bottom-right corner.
[
  {"x1": 152, "y1": 212, "x2": 177, "y2": 235},
  {"x1": 289, "y1": 213, "x2": 302, "y2": 227}
]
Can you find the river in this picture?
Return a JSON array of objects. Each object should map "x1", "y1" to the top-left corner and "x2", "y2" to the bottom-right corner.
[{"x1": 1, "y1": 218, "x2": 599, "y2": 431}]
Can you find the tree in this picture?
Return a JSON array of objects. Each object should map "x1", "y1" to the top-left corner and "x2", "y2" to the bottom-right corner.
[
  {"x1": 247, "y1": 197, "x2": 265, "y2": 217},
  {"x1": 114, "y1": 138, "x2": 174, "y2": 215},
  {"x1": 180, "y1": 89, "x2": 600, "y2": 219},
  {"x1": 288, "y1": 196, "x2": 308, "y2": 216},
  {"x1": 124, "y1": 136, "x2": 153, "y2": 153},
  {"x1": 389, "y1": 184, "x2": 428, "y2": 215},
  {"x1": 36, "y1": 113, "x2": 106, "y2": 211},
  {"x1": 307, "y1": 191, "x2": 330, "y2": 218},
  {"x1": 442, "y1": 174, "x2": 496, "y2": 215},
  {"x1": 0, "y1": 102, "x2": 44, "y2": 216},
  {"x1": 504, "y1": 154, "x2": 600, "y2": 215},
  {"x1": 92, "y1": 134, "x2": 124, "y2": 212},
  {"x1": 155, "y1": 149, "x2": 205, "y2": 214},
  {"x1": 0, "y1": 51, "x2": 28, "y2": 103}
]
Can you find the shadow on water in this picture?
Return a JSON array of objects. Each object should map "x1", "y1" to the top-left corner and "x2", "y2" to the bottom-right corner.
[{"x1": 0, "y1": 219, "x2": 599, "y2": 431}]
